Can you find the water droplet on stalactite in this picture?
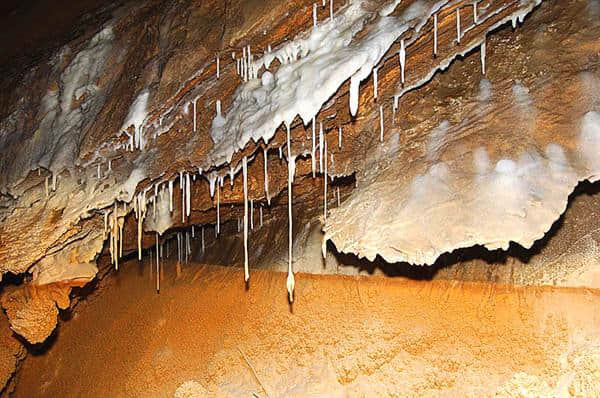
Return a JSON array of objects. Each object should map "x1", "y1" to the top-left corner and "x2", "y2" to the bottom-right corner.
[
  {"x1": 373, "y1": 67, "x2": 378, "y2": 100},
  {"x1": 319, "y1": 122, "x2": 324, "y2": 173},
  {"x1": 338, "y1": 126, "x2": 342, "y2": 149},
  {"x1": 456, "y1": 8, "x2": 461, "y2": 44},
  {"x1": 379, "y1": 105, "x2": 384, "y2": 142},
  {"x1": 286, "y1": 124, "x2": 295, "y2": 303},
  {"x1": 243, "y1": 156, "x2": 250, "y2": 282},
  {"x1": 434, "y1": 13, "x2": 438, "y2": 56},
  {"x1": 263, "y1": 148, "x2": 270, "y2": 204},
  {"x1": 313, "y1": 3, "x2": 318, "y2": 28},
  {"x1": 481, "y1": 38, "x2": 486, "y2": 75},
  {"x1": 399, "y1": 39, "x2": 406, "y2": 84}
]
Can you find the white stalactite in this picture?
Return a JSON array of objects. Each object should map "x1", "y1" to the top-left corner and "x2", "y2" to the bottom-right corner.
[
  {"x1": 260, "y1": 206, "x2": 263, "y2": 227},
  {"x1": 250, "y1": 199, "x2": 254, "y2": 230},
  {"x1": 286, "y1": 124, "x2": 295, "y2": 303},
  {"x1": 216, "y1": 186, "x2": 220, "y2": 234},
  {"x1": 456, "y1": 8, "x2": 461, "y2": 44},
  {"x1": 319, "y1": 122, "x2": 324, "y2": 173},
  {"x1": 186, "y1": 173, "x2": 191, "y2": 217},
  {"x1": 313, "y1": 3, "x2": 318, "y2": 28},
  {"x1": 337, "y1": 186, "x2": 340, "y2": 207},
  {"x1": 399, "y1": 39, "x2": 406, "y2": 84},
  {"x1": 434, "y1": 13, "x2": 438, "y2": 56},
  {"x1": 216, "y1": 55, "x2": 220, "y2": 79},
  {"x1": 324, "y1": 140, "x2": 328, "y2": 221},
  {"x1": 263, "y1": 148, "x2": 270, "y2": 204},
  {"x1": 338, "y1": 126, "x2": 342, "y2": 149},
  {"x1": 193, "y1": 97, "x2": 198, "y2": 132},
  {"x1": 168, "y1": 180, "x2": 173, "y2": 212},
  {"x1": 311, "y1": 117, "x2": 316, "y2": 177},
  {"x1": 481, "y1": 38, "x2": 486, "y2": 75},
  {"x1": 45, "y1": 176, "x2": 49, "y2": 197},
  {"x1": 373, "y1": 67, "x2": 378, "y2": 99},
  {"x1": 156, "y1": 233, "x2": 160, "y2": 292},
  {"x1": 379, "y1": 105, "x2": 384, "y2": 142},
  {"x1": 243, "y1": 156, "x2": 249, "y2": 282},
  {"x1": 473, "y1": 2, "x2": 478, "y2": 24},
  {"x1": 181, "y1": 172, "x2": 186, "y2": 223},
  {"x1": 329, "y1": 0, "x2": 333, "y2": 22}
]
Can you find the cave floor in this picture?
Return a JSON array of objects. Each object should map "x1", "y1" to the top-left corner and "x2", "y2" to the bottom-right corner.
[{"x1": 14, "y1": 258, "x2": 600, "y2": 397}]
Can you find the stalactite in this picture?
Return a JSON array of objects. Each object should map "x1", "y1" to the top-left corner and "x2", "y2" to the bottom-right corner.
[
  {"x1": 329, "y1": 0, "x2": 333, "y2": 22},
  {"x1": 319, "y1": 122, "x2": 324, "y2": 173},
  {"x1": 313, "y1": 3, "x2": 318, "y2": 28},
  {"x1": 97, "y1": 164, "x2": 101, "y2": 179},
  {"x1": 250, "y1": 199, "x2": 254, "y2": 230},
  {"x1": 279, "y1": 146, "x2": 282, "y2": 159},
  {"x1": 481, "y1": 38, "x2": 486, "y2": 75},
  {"x1": 434, "y1": 13, "x2": 438, "y2": 57},
  {"x1": 216, "y1": 186, "x2": 220, "y2": 235},
  {"x1": 216, "y1": 55, "x2": 220, "y2": 79},
  {"x1": 169, "y1": 180, "x2": 173, "y2": 212},
  {"x1": 373, "y1": 67, "x2": 378, "y2": 99},
  {"x1": 399, "y1": 39, "x2": 406, "y2": 84},
  {"x1": 456, "y1": 8, "x2": 461, "y2": 44},
  {"x1": 193, "y1": 98, "x2": 198, "y2": 132},
  {"x1": 156, "y1": 233, "x2": 160, "y2": 293},
  {"x1": 45, "y1": 176, "x2": 49, "y2": 197},
  {"x1": 260, "y1": 206, "x2": 263, "y2": 227},
  {"x1": 108, "y1": 159, "x2": 112, "y2": 172},
  {"x1": 324, "y1": 139, "x2": 328, "y2": 221},
  {"x1": 119, "y1": 218, "x2": 124, "y2": 257},
  {"x1": 201, "y1": 226, "x2": 205, "y2": 253},
  {"x1": 181, "y1": 172, "x2": 186, "y2": 223},
  {"x1": 473, "y1": 2, "x2": 478, "y2": 24},
  {"x1": 286, "y1": 124, "x2": 295, "y2": 303},
  {"x1": 243, "y1": 156, "x2": 249, "y2": 282},
  {"x1": 337, "y1": 186, "x2": 340, "y2": 207},
  {"x1": 379, "y1": 105, "x2": 384, "y2": 142},
  {"x1": 52, "y1": 173, "x2": 57, "y2": 191},
  {"x1": 192, "y1": 225, "x2": 195, "y2": 238},
  {"x1": 311, "y1": 117, "x2": 316, "y2": 177},
  {"x1": 263, "y1": 148, "x2": 270, "y2": 204},
  {"x1": 338, "y1": 126, "x2": 342, "y2": 148},
  {"x1": 186, "y1": 173, "x2": 191, "y2": 217}
]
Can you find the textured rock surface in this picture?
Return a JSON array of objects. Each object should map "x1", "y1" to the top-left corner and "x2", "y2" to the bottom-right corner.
[
  {"x1": 324, "y1": 0, "x2": 600, "y2": 265},
  {"x1": 12, "y1": 263, "x2": 600, "y2": 397}
]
